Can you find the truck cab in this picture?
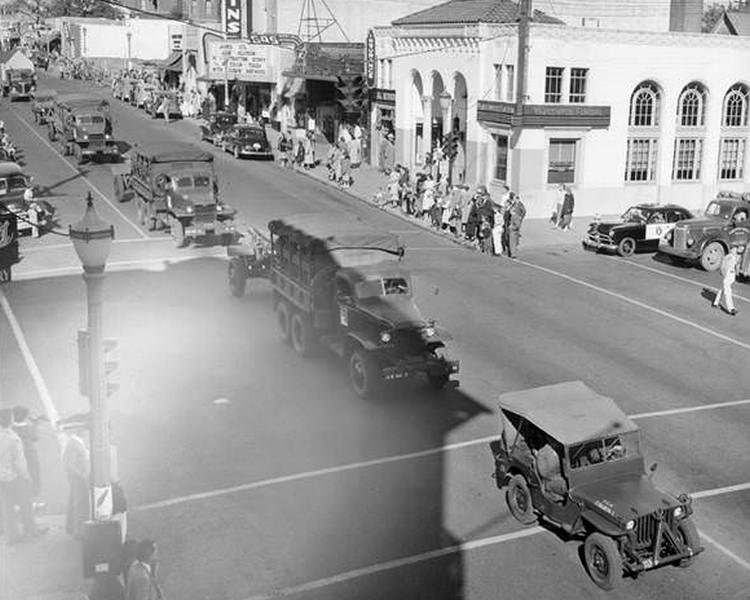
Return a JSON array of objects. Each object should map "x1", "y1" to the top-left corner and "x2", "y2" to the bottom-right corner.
[
  {"x1": 48, "y1": 94, "x2": 118, "y2": 164},
  {"x1": 4, "y1": 68, "x2": 35, "y2": 100}
]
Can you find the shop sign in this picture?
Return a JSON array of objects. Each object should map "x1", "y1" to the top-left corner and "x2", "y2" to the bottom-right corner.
[
  {"x1": 207, "y1": 40, "x2": 291, "y2": 83},
  {"x1": 370, "y1": 88, "x2": 396, "y2": 106},
  {"x1": 365, "y1": 30, "x2": 375, "y2": 86},
  {"x1": 223, "y1": 0, "x2": 242, "y2": 38}
]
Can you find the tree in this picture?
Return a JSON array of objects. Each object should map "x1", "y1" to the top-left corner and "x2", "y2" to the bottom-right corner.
[
  {"x1": 44, "y1": 0, "x2": 120, "y2": 19},
  {"x1": 702, "y1": 2, "x2": 726, "y2": 33}
]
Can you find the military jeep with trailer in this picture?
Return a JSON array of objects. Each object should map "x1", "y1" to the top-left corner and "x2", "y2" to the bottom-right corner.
[
  {"x1": 113, "y1": 142, "x2": 236, "y2": 247},
  {"x1": 48, "y1": 94, "x2": 118, "y2": 164},
  {"x1": 491, "y1": 381, "x2": 702, "y2": 591},
  {"x1": 658, "y1": 191, "x2": 750, "y2": 271},
  {"x1": 227, "y1": 214, "x2": 459, "y2": 398}
]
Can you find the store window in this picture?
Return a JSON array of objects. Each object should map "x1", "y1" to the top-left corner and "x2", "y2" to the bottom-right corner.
[
  {"x1": 718, "y1": 138, "x2": 746, "y2": 181},
  {"x1": 547, "y1": 138, "x2": 577, "y2": 183},
  {"x1": 624, "y1": 138, "x2": 658, "y2": 182},
  {"x1": 672, "y1": 138, "x2": 703, "y2": 181},
  {"x1": 569, "y1": 68, "x2": 587, "y2": 103},
  {"x1": 494, "y1": 134, "x2": 508, "y2": 181},
  {"x1": 545, "y1": 67, "x2": 563, "y2": 103}
]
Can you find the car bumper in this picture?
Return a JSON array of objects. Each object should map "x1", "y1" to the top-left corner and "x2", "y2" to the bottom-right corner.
[
  {"x1": 185, "y1": 220, "x2": 237, "y2": 238},
  {"x1": 582, "y1": 237, "x2": 617, "y2": 252},
  {"x1": 657, "y1": 243, "x2": 698, "y2": 259},
  {"x1": 236, "y1": 148, "x2": 273, "y2": 158},
  {"x1": 381, "y1": 357, "x2": 460, "y2": 382}
]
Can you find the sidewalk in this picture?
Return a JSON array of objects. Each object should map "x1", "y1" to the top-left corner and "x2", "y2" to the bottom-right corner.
[{"x1": 262, "y1": 128, "x2": 604, "y2": 252}]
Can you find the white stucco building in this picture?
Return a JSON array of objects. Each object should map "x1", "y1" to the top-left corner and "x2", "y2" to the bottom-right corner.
[{"x1": 371, "y1": 0, "x2": 750, "y2": 217}]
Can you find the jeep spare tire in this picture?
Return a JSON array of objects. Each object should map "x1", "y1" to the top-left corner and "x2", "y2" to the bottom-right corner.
[
  {"x1": 506, "y1": 474, "x2": 536, "y2": 525},
  {"x1": 700, "y1": 241, "x2": 725, "y2": 271},
  {"x1": 584, "y1": 532, "x2": 622, "y2": 591}
]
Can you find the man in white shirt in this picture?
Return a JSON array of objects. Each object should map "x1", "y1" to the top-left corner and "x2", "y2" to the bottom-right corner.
[{"x1": 713, "y1": 245, "x2": 740, "y2": 315}]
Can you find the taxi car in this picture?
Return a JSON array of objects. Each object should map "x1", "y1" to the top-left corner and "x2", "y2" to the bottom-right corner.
[
  {"x1": 490, "y1": 381, "x2": 702, "y2": 590},
  {"x1": 582, "y1": 204, "x2": 693, "y2": 257},
  {"x1": 221, "y1": 124, "x2": 273, "y2": 159}
]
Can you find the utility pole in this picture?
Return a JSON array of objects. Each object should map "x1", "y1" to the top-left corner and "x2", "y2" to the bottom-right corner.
[{"x1": 514, "y1": 0, "x2": 531, "y2": 119}]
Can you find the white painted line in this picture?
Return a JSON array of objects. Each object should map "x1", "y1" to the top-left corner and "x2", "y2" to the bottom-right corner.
[
  {"x1": 617, "y1": 257, "x2": 750, "y2": 305},
  {"x1": 0, "y1": 291, "x2": 59, "y2": 427},
  {"x1": 699, "y1": 530, "x2": 750, "y2": 572},
  {"x1": 691, "y1": 481, "x2": 750, "y2": 500},
  {"x1": 242, "y1": 527, "x2": 545, "y2": 600},
  {"x1": 10, "y1": 107, "x2": 147, "y2": 239},
  {"x1": 21, "y1": 237, "x2": 168, "y2": 253},
  {"x1": 516, "y1": 258, "x2": 750, "y2": 351},
  {"x1": 135, "y1": 396, "x2": 750, "y2": 512}
]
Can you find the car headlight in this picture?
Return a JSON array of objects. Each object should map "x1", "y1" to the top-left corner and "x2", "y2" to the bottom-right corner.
[
  {"x1": 673, "y1": 507, "x2": 683, "y2": 518},
  {"x1": 81, "y1": 134, "x2": 88, "y2": 140},
  {"x1": 253, "y1": 143, "x2": 261, "y2": 150},
  {"x1": 104, "y1": 133, "x2": 111, "y2": 140},
  {"x1": 185, "y1": 205, "x2": 193, "y2": 213},
  {"x1": 379, "y1": 331, "x2": 392, "y2": 344},
  {"x1": 423, "y1": 326, "x2": 436, "y2": 338},
  {"x1": 625, "y1": 520, "x2": 635, "y2": 530},
  {"x1": 216, "y1": 204, "x2": 223, "y2": 212},
  {"x1": 686, "y1": 237, "x2": 694, "y2": 247}
]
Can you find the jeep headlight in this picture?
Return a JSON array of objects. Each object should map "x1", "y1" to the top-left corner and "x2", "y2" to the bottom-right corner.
[
  {"x1": 686, "y1": 237, "x2": 694, "y2": 247},
  {"x1": 185, "y1": 205, "x2": 193, "y2": 214},
  {"x1": 216, "y1": 204, "x2": 223, "y2": 212},
  {"x1": 625, "y1": 520, "x2": 635, "y2": 530},
  {"x1": 379, "y1": 331, "x2": 392, "y2": 344},
  {"x1": 81, "y1": 134, "x2": 88, "y2": 140},
  {"x1": 673, "y1": 507, "x2": 683, "y2": 518}
]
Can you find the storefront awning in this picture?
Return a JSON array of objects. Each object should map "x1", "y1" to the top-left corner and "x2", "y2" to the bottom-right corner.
[{"x1": 159, "y1": 51, "x2": 182, "y2": 73}]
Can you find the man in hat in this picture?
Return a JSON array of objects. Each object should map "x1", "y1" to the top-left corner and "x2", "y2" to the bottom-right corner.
[
  {"x1": 466, "y1": 185, "x2": 494, "y2": 244},
  {"x1": 503, "y1": 192, "x2": 527, "y2": 258},
  {"x1": 713, "y1": 245, "x2": 741, "y2": 315},
  {"x1": 381, "y1": 132, "x2": 396, "y2": 174}
]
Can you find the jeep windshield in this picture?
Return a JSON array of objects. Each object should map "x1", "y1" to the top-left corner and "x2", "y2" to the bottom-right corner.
[
  {"x1": 173, "y1": 173, "x2": 212, "y2": 190},
  {"x1": 569, "y1": 431, "x2": 640, "y2": 470},
  {"x1": 0, "y1": 175, "x2": 28, "y2": 194},
  {"x1": 356, "y1": 277, "x2": 410, "y2": 298},
  {"x1": 705, "y1": 201, "x2": 736, "y2": 220},
  {"x1": 76, "y1": 115, "x2": 104, "y2": 125}
]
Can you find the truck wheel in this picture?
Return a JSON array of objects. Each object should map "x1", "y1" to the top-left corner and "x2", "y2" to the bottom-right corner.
[
  {"x1": 171, "y1": 217, "x2": 187, "y2": 248},
  {"x1": 674, "y1": 518, "x2": 700, "y2": 568},
  {"x1": 700, "y1": 242, "x2": 725, "y2": 272},
  {"x1": 506, "y1": 474, "x2": 536, "y2": 525},
  {"x1": 616, "y1": 237, "x2": 636, "y2": 257},
  {"x1": 48, "y1": 126, "x2": 57, "y2": 142},
  {"x1": 228, "y1": 258, "x2": 247, "y2": 298},
  {"x1": 114, "y1": 176, "x2": 126, "y2": 202},
  {"x1": 233, "y1": 147, "x2": 239, "y2": 159},
  {"x1": 583, "y1": 533, "x2": 622, "y2": 591},
  {"x1": 290, "y1": 312, "x2": 315, "y2": 356},
  {"x1": 349, "y1": 349, "x2": 380, "y2": 399},
  {"x1": 276, "y1": 301, "x2": 291, "y2": 343}
]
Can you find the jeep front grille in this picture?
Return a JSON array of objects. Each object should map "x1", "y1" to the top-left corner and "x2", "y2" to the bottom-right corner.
[
  {"x1": 193, "y1": 204, "x2": 217, "y2": 224},
  {"x1": 634, "y1": 510, "x2": 674, "y2": 549},
  {"x1": 672, "y1": 227, "x2": 687, "y2": 250}
]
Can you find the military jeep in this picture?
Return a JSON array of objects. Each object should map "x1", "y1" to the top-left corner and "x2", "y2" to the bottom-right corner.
[{"x1": 490, "y1": 381, "x2": 702, "y2": 591}]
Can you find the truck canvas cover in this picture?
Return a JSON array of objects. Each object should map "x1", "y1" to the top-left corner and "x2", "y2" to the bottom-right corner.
[
  {"x1": 31, "y1": 88, "x2": 56, "y2": 102},
  {"x1": 136, "y1": 142, "x2": 213, "y2": 164},
  {"x1": 56, "y1": 94, "x2": 110, "y2": 112},
  {"x1": 268, "y1": 213, "x2": 403, "y2": 268}
]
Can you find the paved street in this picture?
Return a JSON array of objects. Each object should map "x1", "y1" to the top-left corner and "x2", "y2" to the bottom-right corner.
[{"x1": 2, "y1": 75, "x2": 750, "y2": 600}]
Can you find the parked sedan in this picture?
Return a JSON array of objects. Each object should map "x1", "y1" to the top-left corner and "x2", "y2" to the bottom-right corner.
[
  {"x1": 582, "y1": 203, "x2": 694, "y2": 257},
  {"x1": 222, "y1": 124, "x2": 273, "y2": 159},
  {"x1": 199, "y1": 112, "x2": 237, "y2": 146}
]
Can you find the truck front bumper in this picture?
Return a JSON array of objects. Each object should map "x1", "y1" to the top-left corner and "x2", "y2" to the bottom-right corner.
[
  {"x1": 657, "y1": 242, "x2": 698, "y2": 259},
  {"x1": 185, "y1": 220, "x2": 237, "y2": 239},
  {"x1": 381, "y1": 357, "x2": 460, "y2": 384}
]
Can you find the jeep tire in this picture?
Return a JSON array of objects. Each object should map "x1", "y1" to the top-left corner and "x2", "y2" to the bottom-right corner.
[
  {"x1": 228, "y1": 258, "x2": 246, "y2": 298},
  {"x1": 584, "y1": 532, "x2": 622, "y2": 591},
  {"x1": 616, "y1": 236, "x2": 636, "y2": 257},
  {"x1": 506, "y1": 474, "x2": 536, "y2": 525},
  {"x1": 675, "y1": 518, "x2": 700, "y2": 568},
  {"x1": 349, "y1": 349, "x2": 380, "y2": 399},
  {"x1": 700, "y1": 241, "x2": 725, "y2": 272},
  {"x1": 276, "y1": 301, "x2": 291, "y2": 344},
  {"x1": 290, "y1": 312, "x2": 315, "y2": 356}
]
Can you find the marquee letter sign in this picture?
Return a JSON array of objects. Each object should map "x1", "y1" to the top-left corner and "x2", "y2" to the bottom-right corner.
[{"x1": 223, "y1": 0, "x2": 242, "y2": 38}]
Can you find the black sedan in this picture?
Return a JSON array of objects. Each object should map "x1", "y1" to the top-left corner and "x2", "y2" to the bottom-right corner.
[
  {"x1": 582, "y1": 203, "x2": 694, "y2": 257},
  {"x1": 221, "y1": 124, "x2": 273, "y2": 160},
  {"x1": 199, "y1": 111, "x2": 238, "y2": 146}
]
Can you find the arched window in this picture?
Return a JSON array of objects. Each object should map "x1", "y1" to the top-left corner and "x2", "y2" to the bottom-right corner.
[
  {"x1": 723, "y1": 84, "x2": 749, "y2": 128},
  {"x1": 677, "y1": 82, "x2": 707, "y2": 127},
  {"x1": 629, "y1": 81, "x2": 661, "y2": 127}
]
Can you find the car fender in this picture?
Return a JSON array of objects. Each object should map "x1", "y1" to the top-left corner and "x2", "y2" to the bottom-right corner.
[
  {"x1": 580, "y1": 508, "x2": 625, "y2": 537},
  {"x1": 345, "y1": 331, "x2": 380, "y2": 353}
]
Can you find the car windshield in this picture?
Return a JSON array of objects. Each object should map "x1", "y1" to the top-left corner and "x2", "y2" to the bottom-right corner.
[
  {"x1": 569, "y1": 432, "x2": 639, "y2": 470},
  {"x1": 621, "y1": 207, "x2": 646, "y2": 222},
  {"x1": 173, "y1": 173, "x2": 212, "y2": 189},
  {"x1": 237, "y1": 129, "x2": 264, "y2": 141},
  {"x1": 217, "y1": 115, "x2": 235, "y2": 126},
  {"x1": 356, "y1": 276, "x2": 410, "y2": 298},
  {"x1": 705, "y1": 201, "x2": 735, "y2": 219},
  {"x1": 76, "y1": 115, "x2": 104, "y2": 125}
]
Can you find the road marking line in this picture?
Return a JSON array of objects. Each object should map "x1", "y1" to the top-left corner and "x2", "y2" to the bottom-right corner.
[
  {"x1": 617, "y1": 257, "x2": 750, "y2": 305},
  {"x1": 699, "y1": 530, "x2": 750, "y2": 572},
  {"x1": 0, "y1": 291, "x2": 60, "y2": 428},
  {"x1": 135, "y1": 396, "x2": 750, "y2": 512},
  {"x1": 516, "y1": 258, "x2": 750, "y2": 351},
  {"x1": 242, "y1": 527, "x2": 545, "y2": 600},
  {"x1": 10, "y1": 107, "x2": 147, "y2": 239},
  {"x1": 21, "y1": 238, "x2": 167, "y2": 253},
  {"x1": 691, "y1": 481, "x2": 750, "y2": 500}
]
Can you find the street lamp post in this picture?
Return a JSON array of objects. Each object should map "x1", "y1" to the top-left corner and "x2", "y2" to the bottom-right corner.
[
  {"x1": 438, "y1": 91, "x2": 453, "y2": 184},
  {"x1": 70, "y1": 192, "x2": 114, "y2": 516}
]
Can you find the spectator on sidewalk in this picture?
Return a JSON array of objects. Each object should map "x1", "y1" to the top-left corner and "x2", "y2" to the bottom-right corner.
[
  {"x1": 302, "y1": 132, "x2": 315, "y2": 170},
  {"x1": 12, "y1": 406, "x2": 43, "y2": 508},
  {"x1": 0, "y1": 408, "x2": 45, "y2": 543},
  {"x1": 277, "y1": 133, "x2": 290, "y2": 168},
  {"x1": 551, "y1": 184, "x2": 564, "y2": 227},
  {"x1": 62, "y1": 428, "x2": 90, "y2": 537},
  {"x1": 351, "y1": 123, "x2": 363, "y2": 168},
  {"x1": 502, "y1": 192, "x2": 527, "y2": 258},
  {"x1": 558, "y1": 185, "x2": 575, "y2": 231},
  {"x1": 380, "y1": 132, "x2": 395, "y2": 175},
  {"x1": 125, "y1": 539, "x2": 163, "y2": 600}
]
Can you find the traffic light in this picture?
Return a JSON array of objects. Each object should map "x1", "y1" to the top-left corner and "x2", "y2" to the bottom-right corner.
[{"x1": 77, "y1": 330, "x2": 119, "y2": 397}]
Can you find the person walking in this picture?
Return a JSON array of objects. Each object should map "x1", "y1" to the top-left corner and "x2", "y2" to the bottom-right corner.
[
  {"x1": 503, "y1": 192, "x2": 527, "y2": 258},
  {"x1": 125, "y1": 539, "x2": 163, "y2": 600},
  {"x1": 558, "y1": 185, "x2": 575, "y2": 231},
  {"x1": 302, "y1": 132, "x2": 315, "y2": 170},
  {"x1": 0, "y1": 408, "x2": 45, "y2": 543},
  {"x1": 713, "y1": 245, "x2": 741, "y2": 315},
  {"x1": 62, "y1": 428, "x2": 91, "y2": 537}
]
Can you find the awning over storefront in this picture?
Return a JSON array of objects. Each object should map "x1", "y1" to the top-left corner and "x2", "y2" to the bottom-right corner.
[{"x1": 159, "y1": 51, "x2": 182, "y2": 73}]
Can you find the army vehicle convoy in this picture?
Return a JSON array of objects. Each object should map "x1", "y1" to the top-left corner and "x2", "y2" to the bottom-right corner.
[
  {"x1": 114, "y1": 142, "x2": 236, "y2": 247},
  {"x1": 2, "y1": 68, "x2": 35, "y2": 100},
  {"x1": 47, "y1": 94, "x2": 119, "y2": 163},
  {"x1": 227, "y1": 214, "x2": 460, "y2": 397},
  {"x1": 491, "y1": 381, "x2": 702, "y2": 591}
]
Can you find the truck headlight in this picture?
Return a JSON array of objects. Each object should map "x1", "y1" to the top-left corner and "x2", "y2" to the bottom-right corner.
[
  {"x1": 423, "y1": 326, "x2": 436, "y2": 338},
  {"x1": 105, "y1": 133, "x2": 111, "y2": 140},
  {"x1": 625, "y1": 520, "x2": 635, "y2": 530},
  {"x1": 686, "y1": 237, "x2": 694, "y2": 247},
  {"x1": 82, "y1": 134, "x2": 88, "y2": 141},
  {"x1": 185, "y1": 205, "x2": 193, "y2": 214},
  {"x1": 673, "y1": 507, "x2": 683, "y2": 518},
  {"x1": 379, "y1": 331, "x2": 392, "y2": 344},
  {"x1": 216, "y1": 204, "x2": 223, "y2": 212}
]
